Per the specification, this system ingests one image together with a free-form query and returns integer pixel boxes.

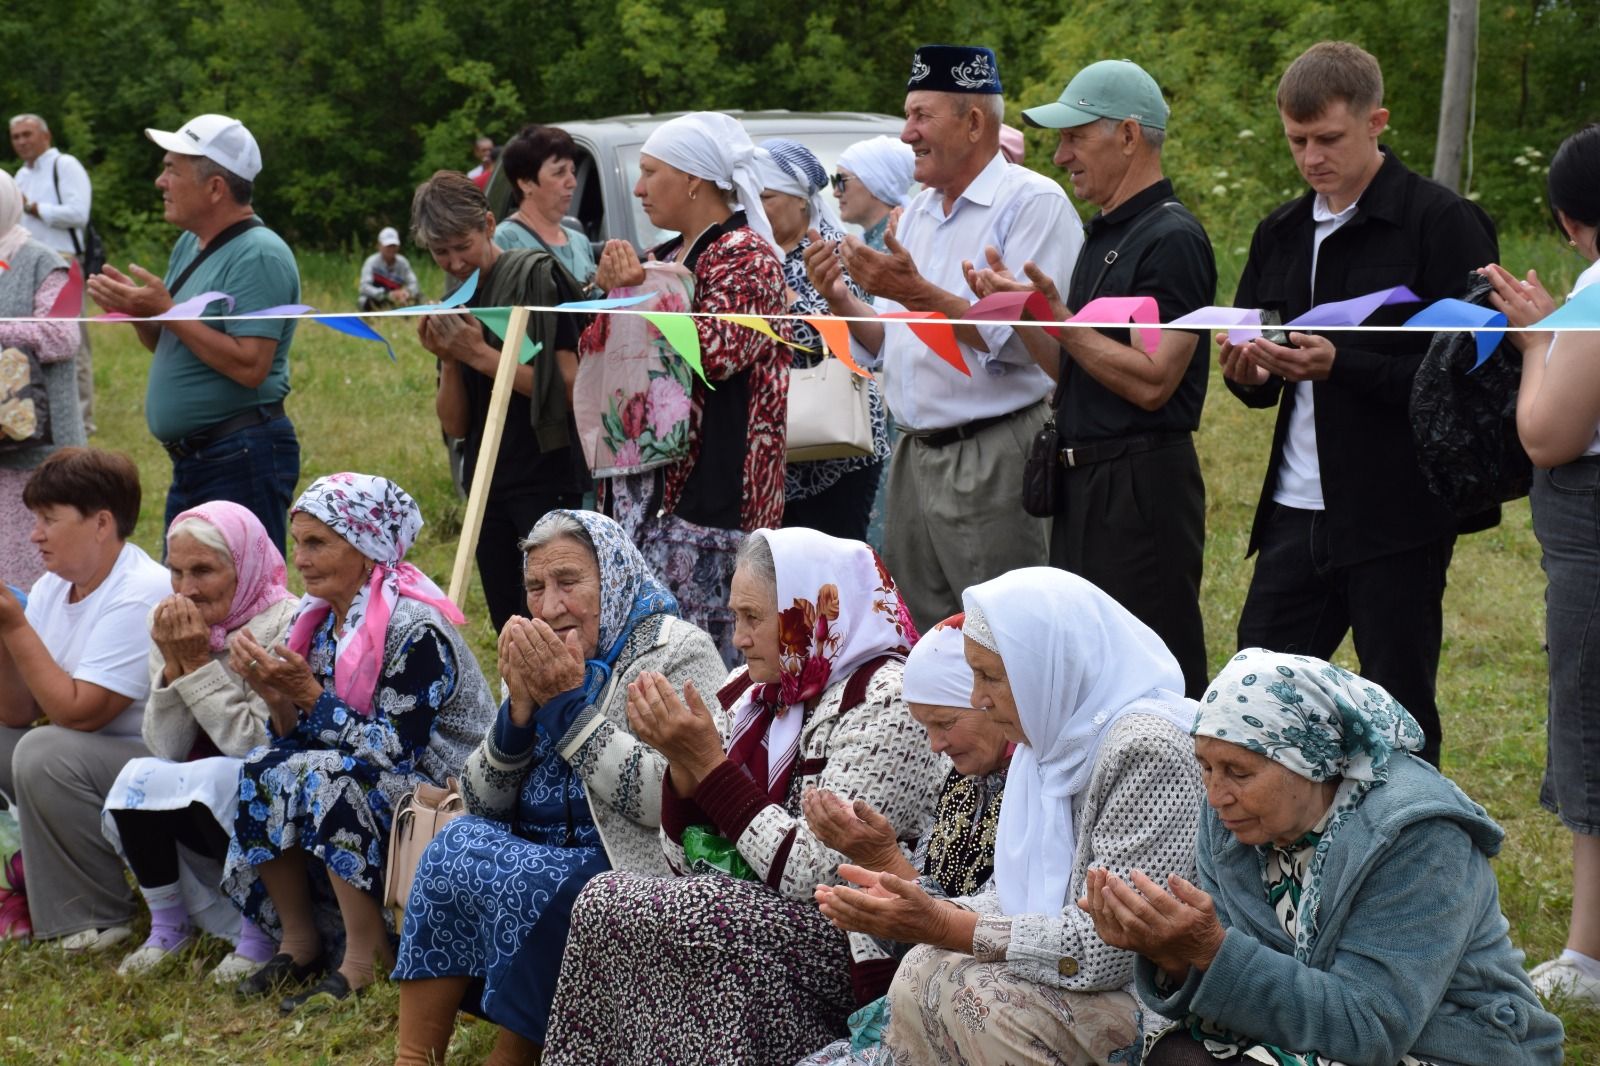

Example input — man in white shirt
[805,43,1084,628]
[11,112,96,436]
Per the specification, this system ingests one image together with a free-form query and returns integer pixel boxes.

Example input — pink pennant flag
[966,290,1064,338]
[1069,296,1161,356]
[46,259,84,318]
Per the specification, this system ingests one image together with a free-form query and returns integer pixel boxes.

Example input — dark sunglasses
[830,173,853,193]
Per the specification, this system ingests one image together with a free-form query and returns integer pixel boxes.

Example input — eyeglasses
[830,173,853,193]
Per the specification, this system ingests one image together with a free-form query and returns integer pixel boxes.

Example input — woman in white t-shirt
[0,447,171,949]
[1480,122,1600,1010]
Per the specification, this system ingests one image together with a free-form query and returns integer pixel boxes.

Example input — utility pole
[1433,0,1479,192]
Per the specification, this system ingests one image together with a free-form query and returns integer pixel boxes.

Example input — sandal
[236,952,326,998]
[280,970,360,1014]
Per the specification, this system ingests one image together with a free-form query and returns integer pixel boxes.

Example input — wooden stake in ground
[447,304,530,611]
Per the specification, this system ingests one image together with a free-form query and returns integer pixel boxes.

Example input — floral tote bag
[573,263,696,478]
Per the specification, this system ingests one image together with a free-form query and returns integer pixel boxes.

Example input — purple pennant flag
[1286,285,1422,329]
[1403,299,1507,371]
[156,291,234,320]
[241,304,313,318]
[1170,305,1264,345]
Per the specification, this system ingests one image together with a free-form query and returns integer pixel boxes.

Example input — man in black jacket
[1217,41,1497,765]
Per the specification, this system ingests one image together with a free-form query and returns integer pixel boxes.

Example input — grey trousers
[0,724,148,938]
[883,401,1052,631]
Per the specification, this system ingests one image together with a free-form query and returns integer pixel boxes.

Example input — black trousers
[478,486,584,634]
[1050,437,1209,699]
[109,803,229,890]
[1237,503,1454,766]
[782,460,884,542]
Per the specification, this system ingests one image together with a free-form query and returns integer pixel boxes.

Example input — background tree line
[2,0,1595,256]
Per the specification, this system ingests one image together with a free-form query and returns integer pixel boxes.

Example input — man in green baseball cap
[1020,58,1170,131]
[965,57,1217,699]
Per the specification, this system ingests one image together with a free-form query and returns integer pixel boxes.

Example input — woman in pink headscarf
[102,501,299,983]
[219,473,494,1012]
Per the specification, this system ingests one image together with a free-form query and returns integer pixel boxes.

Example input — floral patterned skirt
[222,741,416,936]
[543,871,855,1066]
[884,944,1139,1066]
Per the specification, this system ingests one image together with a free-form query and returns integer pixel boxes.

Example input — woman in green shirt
[492,124,597,286]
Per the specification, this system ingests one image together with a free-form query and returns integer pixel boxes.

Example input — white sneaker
[116,938,192,977]
[208,951,266,985]
[56,925,134,953]
[1530,956,1600,1008]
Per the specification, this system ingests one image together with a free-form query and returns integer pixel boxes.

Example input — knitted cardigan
[462,613,730,876]
[141,598,298,760]
[954,712,1204,992]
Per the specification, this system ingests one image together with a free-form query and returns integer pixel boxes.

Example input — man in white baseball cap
[86,113,302,554]
[358,225,420,310]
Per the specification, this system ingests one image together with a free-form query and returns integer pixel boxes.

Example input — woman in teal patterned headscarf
[1081,649,1563,1066]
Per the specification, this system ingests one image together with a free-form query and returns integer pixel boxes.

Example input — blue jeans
[164,416,300,555]
[1532,460,1600,834]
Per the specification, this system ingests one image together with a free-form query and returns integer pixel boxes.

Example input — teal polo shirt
[145,222,300,442]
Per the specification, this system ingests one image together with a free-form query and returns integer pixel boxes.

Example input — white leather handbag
[785,355,874,462]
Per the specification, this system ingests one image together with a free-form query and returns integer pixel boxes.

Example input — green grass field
[1,241,1594,1063]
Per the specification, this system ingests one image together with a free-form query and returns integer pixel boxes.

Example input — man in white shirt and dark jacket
[1216,41,1498,766]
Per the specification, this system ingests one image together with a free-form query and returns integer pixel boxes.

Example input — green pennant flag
[640,311,708,385]
[468,308,543,364]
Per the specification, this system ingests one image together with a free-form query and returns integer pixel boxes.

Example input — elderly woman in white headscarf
[817,567,1204,1066]
[832,136,915,252]
[0,169,85,588]
[582,111,788,667]
[753,138,891,543]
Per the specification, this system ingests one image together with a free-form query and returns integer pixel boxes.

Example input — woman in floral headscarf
[221,473,494,1012]
[1085,649,1564,1066]
[392,510,729,1065]
[541,528,943,1066]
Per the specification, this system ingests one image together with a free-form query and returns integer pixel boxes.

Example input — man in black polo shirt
[968,59,1216,696]
[1216,42,1497,765]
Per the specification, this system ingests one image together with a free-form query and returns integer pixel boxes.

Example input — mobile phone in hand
[1260,310,1293,348]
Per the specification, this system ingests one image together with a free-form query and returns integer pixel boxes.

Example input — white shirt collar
[915,149,1009,218]
[1311,192,1360,225]
[23,146,60,171]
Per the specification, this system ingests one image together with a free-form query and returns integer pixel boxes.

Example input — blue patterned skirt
[392,731,607,1043]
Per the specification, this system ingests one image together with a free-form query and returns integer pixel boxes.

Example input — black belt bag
[162,402,286,460]
[1022,416,1061,518]
[1024,429,1190,518]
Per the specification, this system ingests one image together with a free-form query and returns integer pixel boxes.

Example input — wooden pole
[1432,0,1479,192]
[447,305,530,611]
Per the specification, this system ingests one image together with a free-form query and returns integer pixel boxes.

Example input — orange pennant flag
[880,310,969,376]
[801,316,869,376]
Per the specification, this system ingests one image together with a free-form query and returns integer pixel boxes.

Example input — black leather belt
[162,402,286,460]
[908,411,1016,449]
[1058,430,1190,468]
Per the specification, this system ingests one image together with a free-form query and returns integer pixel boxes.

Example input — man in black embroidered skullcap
[804,44,1085,630]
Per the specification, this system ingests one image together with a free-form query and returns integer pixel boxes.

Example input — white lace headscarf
[837,136,916,209]
[964,568,1195,916]
[640,112,779,255]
